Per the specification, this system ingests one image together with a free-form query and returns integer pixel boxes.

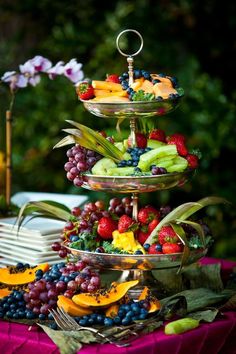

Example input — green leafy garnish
[70,233,100,251]
[102,241,129,254]
[132,90,155,102]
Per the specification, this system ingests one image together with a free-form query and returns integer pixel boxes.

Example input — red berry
[148,244,163,254]
[105,74,120,83]
[167,134,188,156]
[71,207,81,217]
[97,216,117,239]
[148,219,160,233]
[128,132,147,148]
[118,215,135,233]
[149,129,166,143]
[138,206,160,225]
[137,229,150,245]
[162,242,182,254]
[76,82,94,100]
[186,154,199,169]
[158,226,179,245]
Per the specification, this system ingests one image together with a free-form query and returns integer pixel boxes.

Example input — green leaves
[145,196,229,245]
[16,200,71,230]
[54,120,124,162]
[38,325,97,354]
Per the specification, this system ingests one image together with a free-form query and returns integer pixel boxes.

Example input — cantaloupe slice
[139,79,154,94]
[130,78,145,91]
[151,74,173,88]
[92,81,123,91]
[153,83,177,99]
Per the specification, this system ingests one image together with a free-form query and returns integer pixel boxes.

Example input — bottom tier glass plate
[81,170,194,193]
[66,246,207,271]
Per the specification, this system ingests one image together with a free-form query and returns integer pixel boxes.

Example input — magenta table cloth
[0,257,236,354]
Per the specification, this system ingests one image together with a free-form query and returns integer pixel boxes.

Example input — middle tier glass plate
[81,170,193,193]
[81,95,183,119]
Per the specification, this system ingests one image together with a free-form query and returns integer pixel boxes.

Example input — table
[0,257,236,354]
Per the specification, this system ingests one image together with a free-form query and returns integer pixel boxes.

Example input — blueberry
[104,317,114,326]
[155,244,162,252]
[127,148,132,153]
[16,262,24,269]
[121,81,129,89]
[143,243,150,250]
[79,318,88,326]
[158,73,166,77]
[134,167,141,173]
[127,87,134,94]
[96,314,104,323]
[131,304,141,314]
[122,72,129,79]
[156,96,163,101]
[6,311,13,318]
[26,311,36,319]
[10,303,17,310]
[39,313,46,320]
[169,76,179,88]
[3,303,10,310]
[118,309,126,318]
[88,317,94,325]
[126,310,134,318]
[152,79,161,84]
[134,250,143,255]
[70,235,79,242]
[134,69,142,78]
[145,147,151,152]
[168,93,175,99]
[63,276,70,283]
[140,308,148,315]
[127,160,133,166]
[36,269,44,277]
[121,317,131,325]
[49,322,58,330]
[12,313,19,319]
[141,70,151,80]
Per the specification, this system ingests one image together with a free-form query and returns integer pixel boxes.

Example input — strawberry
[138,206,160,225]
[148,244,163,254]
[167,134,188,156]
[128,132,147,148]
[158,225,179,245]
[97,217,117,240]
[148,219,160,233]
[106,74,120,84]
[76,82,94,100]
[149,129,166,143]
[162,242,182,254]
[186,154,199,169]
[137,226,150,245]
[118,215,135,233]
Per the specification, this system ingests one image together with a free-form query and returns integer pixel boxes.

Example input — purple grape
[56,281,67,292]
[109,197,121,208]
[73,177,83,187]
[77,161,87,171]
[39,291,49,302]
[64,161,74,172]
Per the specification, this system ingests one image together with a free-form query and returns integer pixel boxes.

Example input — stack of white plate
[0,192,88,267]
[0,217,66,266]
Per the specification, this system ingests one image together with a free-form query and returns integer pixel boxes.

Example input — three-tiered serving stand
[67,30,207,297]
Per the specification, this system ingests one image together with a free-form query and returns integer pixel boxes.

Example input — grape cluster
[24,261,101,316]
[117,147,151,167]
[64,144,102,187]
[74,299,149,327]
[108,197,133,216]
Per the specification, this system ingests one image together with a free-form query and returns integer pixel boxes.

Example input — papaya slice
[138,286,161,313]
[0,263,49,286]
[72,280,139,308]
[57,295,93,317]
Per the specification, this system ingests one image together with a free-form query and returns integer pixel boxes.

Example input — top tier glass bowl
[81,95,184,119]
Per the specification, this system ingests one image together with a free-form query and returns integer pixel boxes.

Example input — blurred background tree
[0,0,235,259]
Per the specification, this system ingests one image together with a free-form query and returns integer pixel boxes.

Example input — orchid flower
[1,71,28,91]
[47,61,65,79]
[30,55,52,72]
[63,58,84,84]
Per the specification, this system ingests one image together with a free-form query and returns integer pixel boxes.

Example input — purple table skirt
[0,257,236,354]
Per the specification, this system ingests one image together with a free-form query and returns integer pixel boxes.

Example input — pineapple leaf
[65,120,124,161]
[16,201,71,231]
[145,196,229,246]
[177,219,206,247]
[53,135,76,149]
[170,222,190,272]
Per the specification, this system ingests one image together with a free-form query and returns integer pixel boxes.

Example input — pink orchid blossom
[47,61,65,79]
[1,71,28,91]
[28,75,41,86]
[64,59,84,83]
[30,55,52,72]
[19,60,35,76]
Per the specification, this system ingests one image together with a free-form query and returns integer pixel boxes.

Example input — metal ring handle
[116,29,143,57]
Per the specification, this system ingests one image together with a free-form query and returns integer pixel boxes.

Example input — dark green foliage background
[0,0,235,259]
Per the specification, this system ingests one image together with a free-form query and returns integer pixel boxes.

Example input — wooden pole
[6,109,12,206]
